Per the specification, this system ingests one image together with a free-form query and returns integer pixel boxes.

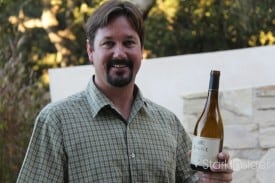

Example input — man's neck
[94,79,135,120]
[108,87,134,120]
[109,86,134,120]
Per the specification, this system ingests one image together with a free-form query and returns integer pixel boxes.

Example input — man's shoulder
[39,91,87,118]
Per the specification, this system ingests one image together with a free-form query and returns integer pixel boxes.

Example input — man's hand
[197,151,233,183]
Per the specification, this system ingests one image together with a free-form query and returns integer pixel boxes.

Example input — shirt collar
[85,76,147,118]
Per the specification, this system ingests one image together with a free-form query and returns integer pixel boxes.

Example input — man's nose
[113,44,127,59]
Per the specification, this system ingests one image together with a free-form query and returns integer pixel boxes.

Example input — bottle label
[191,136,220,168]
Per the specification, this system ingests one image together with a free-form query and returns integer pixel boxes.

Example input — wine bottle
[190,70,224,172]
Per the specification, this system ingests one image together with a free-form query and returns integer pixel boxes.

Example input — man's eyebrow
[124,35,139,40]
[125,35,135,39]
[101,36,113,40]
[101,35,137,40]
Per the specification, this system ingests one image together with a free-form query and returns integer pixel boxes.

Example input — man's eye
[103,41,114,48]
[124,40,135,47]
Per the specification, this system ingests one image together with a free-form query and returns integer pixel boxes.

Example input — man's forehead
[94,17,138,39]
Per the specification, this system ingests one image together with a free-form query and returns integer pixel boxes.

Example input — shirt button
[129,153,135,158]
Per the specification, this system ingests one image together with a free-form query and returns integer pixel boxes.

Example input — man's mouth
[112,64,128,68]
[107,59,133,70]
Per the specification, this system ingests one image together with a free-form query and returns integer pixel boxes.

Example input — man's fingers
[217,151,230,162]
[198,171,233,183]
[211,151,233,173]
[210,161,233,173]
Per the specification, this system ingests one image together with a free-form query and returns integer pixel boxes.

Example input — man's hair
[84,0,144,48]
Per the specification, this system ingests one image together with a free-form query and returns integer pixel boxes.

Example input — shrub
[0,39,49,182]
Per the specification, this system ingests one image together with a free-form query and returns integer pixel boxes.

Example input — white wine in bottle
[190,70,224,172]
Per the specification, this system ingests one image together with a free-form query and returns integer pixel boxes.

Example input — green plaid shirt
[17,77,197,183]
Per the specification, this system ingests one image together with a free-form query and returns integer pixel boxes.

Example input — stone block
[224,124,259,149]
[259,124,275,148]
[254,96,275,109]
[232,169,258,183]
[256,148,275,183]
[227,149,266,160]
[220,89,253,125]
[255,86,275,97]
[253,86,275,125]
[253,109,275,124]
[221,109,252,125]
[221,88,253,117]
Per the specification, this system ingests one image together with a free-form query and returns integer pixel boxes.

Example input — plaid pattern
[17,77,197,183]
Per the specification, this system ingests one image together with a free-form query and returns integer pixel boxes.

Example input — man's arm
[17,108,67,183]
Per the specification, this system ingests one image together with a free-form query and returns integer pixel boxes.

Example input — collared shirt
[17,78,197,183]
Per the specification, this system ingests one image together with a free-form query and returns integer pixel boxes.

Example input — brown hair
[84,0,144,48]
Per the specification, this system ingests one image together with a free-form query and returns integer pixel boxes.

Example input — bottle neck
[205,89,219,109]
[205,70,220,111]
[208,89,219,100]
[208,70,220,102]
[209,75,219,90]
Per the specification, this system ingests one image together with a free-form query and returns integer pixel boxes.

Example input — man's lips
[107,59,133,70]
[112,64,128,68]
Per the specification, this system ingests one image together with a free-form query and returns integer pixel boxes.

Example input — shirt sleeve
[174,116,199,183]
[16,106,67,183]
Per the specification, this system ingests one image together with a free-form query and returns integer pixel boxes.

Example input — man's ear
[86,40,93,64]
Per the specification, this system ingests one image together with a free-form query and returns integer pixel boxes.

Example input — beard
[106,59,134,87]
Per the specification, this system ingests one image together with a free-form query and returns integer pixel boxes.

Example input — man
[17,0,233,182]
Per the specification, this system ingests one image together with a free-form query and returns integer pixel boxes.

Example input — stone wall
[182,85,275,183]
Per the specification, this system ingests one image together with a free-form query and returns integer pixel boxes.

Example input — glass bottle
[190,70,224,172]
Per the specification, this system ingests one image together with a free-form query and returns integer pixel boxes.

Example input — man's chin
[107,75,132,87]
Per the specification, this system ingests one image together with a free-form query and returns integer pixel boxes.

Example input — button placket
[127,125,136,159]
[126,123,137,182]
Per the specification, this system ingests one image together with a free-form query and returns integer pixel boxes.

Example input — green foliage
[0,0,103,85]
[144,0,275,57]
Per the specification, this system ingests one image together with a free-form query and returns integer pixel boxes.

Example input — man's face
[87,16,143,89]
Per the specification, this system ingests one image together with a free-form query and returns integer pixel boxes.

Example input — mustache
[107,59,133,69]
